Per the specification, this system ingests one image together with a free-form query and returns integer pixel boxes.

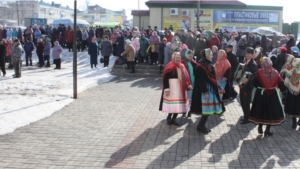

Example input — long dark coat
[0,44,6,68]
[116,36,125,57]
[88,42,99,65]
[190,59,221,114]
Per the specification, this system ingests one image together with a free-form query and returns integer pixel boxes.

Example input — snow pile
[0,49,117,135]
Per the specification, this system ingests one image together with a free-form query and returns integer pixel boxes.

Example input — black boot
[166,114,172,125]
[292,118,297,129]
[197,115,210,134]
[159,65,163,75]
[298,118,300,126]
[258,124,263,134]
[264,125,273,137]
[171,114,180,126]
[187,111,191,117]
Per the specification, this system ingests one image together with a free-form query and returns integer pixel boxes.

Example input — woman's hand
[222,77,227,82]
[165,91,170,97]
[204,93,209,100]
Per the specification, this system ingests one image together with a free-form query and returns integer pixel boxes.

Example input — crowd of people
[156,26,300,137]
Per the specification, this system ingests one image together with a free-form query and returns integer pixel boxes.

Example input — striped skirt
[201,84,223,115]
[162,79,189,113]
[218,78,227,100]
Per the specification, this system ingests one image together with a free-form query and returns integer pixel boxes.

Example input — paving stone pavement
[1,77,300,169]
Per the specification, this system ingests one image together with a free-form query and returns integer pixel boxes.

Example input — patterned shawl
[215,50,231,80]
[284,58,300,95]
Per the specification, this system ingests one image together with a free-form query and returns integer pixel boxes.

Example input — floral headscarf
[284,58,300,95]
[280,54,295,77]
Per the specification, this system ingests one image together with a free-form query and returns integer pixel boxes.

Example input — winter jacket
[148,35,160,53]
[36,42,44,56]
[6,43,12,56]
[17,29,22,41]
[122,44,135,62]
[116,36,125,57]
[194,39,207,56]
[139,38,149,57]
[34,29,41,40]
[67,29,74,42]
[96,28,104,38]
[82,30,88,41]
[11,45,24,62]
[274,52,287,72]
[44,42,51,55]
[131,38,140,52]
[6,29,12,40]
[52,45,63,59]
[76,30,82,41]
[104,30,112,39]
[12,30,18,38]
[247,37,256,48]
[101,41,112,56]
[2,29,7,39]
[185,35,196,50]
[45,27,52,39]
[165,34,174,43]
[237,38,247,56]
[164,46,172,65]
[286,38,296,54]
[0,44,6,60]
[88,29,95,43]
[208,37,220,50]
[23,41,34,54]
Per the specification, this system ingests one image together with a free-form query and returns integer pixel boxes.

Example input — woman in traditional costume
[181,50,198,117]
[215,49,231,102]
[284,58,300,128]
[249,58,285,136]
[280,54,295,78]
[191,49,224,134]
[159,52,192,126]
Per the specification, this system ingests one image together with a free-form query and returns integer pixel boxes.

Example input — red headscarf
[163,52,191,103]
[215,50,231,80]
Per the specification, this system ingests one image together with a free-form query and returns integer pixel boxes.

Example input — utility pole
[138,0,140,10]
[73,0,78,99]
[196,0,200,28]
[16,1,20,26]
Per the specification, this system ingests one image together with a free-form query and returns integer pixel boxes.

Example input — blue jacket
[44,42,51,55]
[23,41,34,54]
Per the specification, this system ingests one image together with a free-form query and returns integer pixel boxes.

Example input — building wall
[38,5,73,24]
[147,7,283,32]
[133,16,150,29]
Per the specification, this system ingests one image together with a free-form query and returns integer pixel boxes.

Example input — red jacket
[67,29,74,42]
[208,37,220,50]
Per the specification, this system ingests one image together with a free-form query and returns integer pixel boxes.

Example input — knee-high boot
[166,114,172,125]
[258,124,263,134]
[197,115,210,133]
[171,114,180,126]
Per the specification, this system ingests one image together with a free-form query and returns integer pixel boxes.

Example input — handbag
[151,44,155,53]
[234,63,244,83]
[100,57,104,63]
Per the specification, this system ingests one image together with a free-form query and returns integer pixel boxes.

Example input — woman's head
[104,35,109,41]
[54,41,59,46]
[186,50,193,60]
[172,52,181,64]
[218,49,226,58]
[152,31,157,36]
[261,57,273,73]
[201,48,213,61]
[92,37,97,43]
[212,45,218,53]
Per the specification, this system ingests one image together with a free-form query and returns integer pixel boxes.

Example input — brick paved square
[0,77,300,168]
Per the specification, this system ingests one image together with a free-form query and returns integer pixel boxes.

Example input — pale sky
[43,0,295,23]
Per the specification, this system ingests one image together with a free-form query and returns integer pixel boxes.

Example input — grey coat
[52,45,63,59]
[101,41,113,56]
[237,38,247,56]
[164,46,172,65]
[11,45,24,62]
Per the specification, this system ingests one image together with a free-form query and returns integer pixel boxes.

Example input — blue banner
[213,10,279,24]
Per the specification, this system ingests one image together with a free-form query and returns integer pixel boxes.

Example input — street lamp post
[197,0,200,28]
[73,0,78,99]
